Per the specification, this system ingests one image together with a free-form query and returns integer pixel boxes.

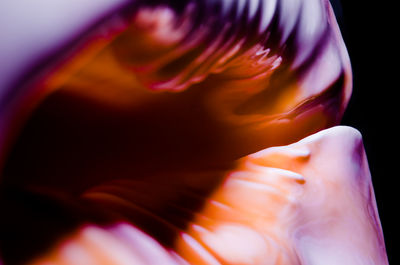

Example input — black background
[332,1,396,263]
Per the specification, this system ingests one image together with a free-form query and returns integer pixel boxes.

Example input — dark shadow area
[0,187,96,265]
[0,88,233,263]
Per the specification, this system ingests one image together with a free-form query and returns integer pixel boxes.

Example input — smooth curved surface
[25,127,388,265]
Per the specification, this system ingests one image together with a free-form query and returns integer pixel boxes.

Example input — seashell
[0,0,388,264]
